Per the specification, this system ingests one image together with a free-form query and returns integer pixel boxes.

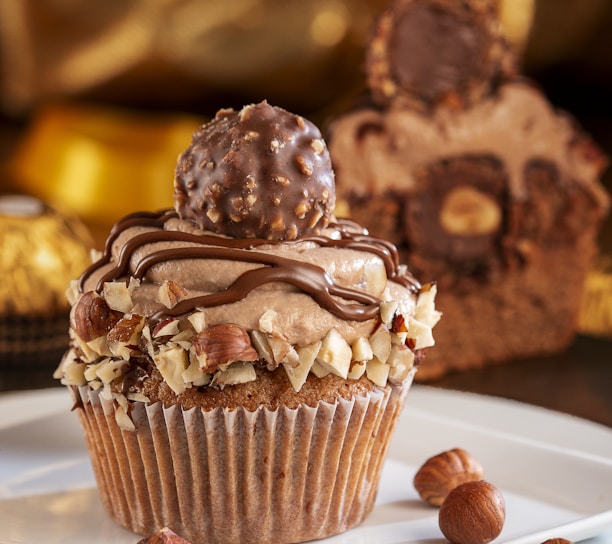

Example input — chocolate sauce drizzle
[78,210,420,324]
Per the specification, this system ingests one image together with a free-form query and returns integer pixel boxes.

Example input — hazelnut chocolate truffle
[174,101,335,240]
[55,102,439,543]
[366,0,516,111]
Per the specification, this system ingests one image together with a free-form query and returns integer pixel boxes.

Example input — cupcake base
[73,377,412,543]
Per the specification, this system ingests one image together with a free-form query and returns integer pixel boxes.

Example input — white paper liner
[73,378,412,544]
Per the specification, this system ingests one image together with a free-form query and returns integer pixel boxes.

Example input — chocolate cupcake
[0,194,92,389]
[328,0,609,379]
[55,102,440,543]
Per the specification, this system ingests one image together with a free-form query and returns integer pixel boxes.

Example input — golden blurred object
[0,194,93,315]
[578,256,612,338]
[0,0,384,116]
[0,0,533,117]
[9,103,202,229]
[523,0,611,70]
[498,0,535,54]
[0,194,94,388]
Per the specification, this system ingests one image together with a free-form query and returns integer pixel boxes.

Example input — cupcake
[328,0,609,379]
[55,102,440,543]
[0,194,93,389]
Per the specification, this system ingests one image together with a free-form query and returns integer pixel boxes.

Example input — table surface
[429,333,612,429]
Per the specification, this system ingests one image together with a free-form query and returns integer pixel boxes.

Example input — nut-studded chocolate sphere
[366,0,516,111]
[174,101,336,240]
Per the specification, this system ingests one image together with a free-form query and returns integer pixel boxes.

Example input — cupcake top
[56,102,439,427]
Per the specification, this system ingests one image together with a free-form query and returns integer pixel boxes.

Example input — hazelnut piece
[541,540,574,544]
[440,186,501,236]
[439,480,505,544]
[193,323,259,371]
[73,291,122,342]
[137,527,190,543]
[413,448,484,506]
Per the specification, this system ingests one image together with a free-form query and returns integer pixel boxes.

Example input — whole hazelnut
[439,186,502,236]
[413,448,484,506]
[438,480,505,544]
[73,291,122,342]
[541,540,574,544]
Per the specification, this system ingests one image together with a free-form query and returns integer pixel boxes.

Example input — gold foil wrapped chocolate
[0,194,93,315]
[579,256,612,338]
[0,194,93,387]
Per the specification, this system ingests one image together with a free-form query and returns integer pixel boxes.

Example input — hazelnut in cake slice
[55,101,439,543]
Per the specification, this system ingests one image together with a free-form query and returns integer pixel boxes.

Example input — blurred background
[0,0,611,235]
[0,0,611,422]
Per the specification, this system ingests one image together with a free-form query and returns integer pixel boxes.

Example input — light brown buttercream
[329,81,607,206]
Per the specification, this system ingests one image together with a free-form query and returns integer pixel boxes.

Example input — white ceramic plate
[1,385,611,544]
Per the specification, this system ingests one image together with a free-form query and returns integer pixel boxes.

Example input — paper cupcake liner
[74,378,411,544]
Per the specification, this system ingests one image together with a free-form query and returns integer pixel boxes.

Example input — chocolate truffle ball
[174,101,335,240]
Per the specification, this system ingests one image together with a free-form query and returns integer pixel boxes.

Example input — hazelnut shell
[438,480,505,544]
[413,447,484,506]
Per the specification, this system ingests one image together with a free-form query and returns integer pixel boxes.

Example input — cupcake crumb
[137,527,191,543]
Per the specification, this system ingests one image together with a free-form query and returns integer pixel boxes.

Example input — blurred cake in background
[328,0,609,380]
[0,194,93,389]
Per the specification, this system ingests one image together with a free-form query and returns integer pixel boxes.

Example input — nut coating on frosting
[174,101,336,240]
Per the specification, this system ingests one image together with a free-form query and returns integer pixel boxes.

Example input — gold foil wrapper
[10,103,202,229]
[0,194,93,315]
[578,255,612,338]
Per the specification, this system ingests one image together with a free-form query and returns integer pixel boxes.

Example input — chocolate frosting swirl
[79,210,419,325]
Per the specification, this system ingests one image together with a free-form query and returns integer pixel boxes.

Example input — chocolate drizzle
[79,210,420,324]
[78,210,175,293]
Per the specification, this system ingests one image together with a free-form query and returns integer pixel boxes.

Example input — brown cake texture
[328,0,609,380]
[55,101,440,543]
